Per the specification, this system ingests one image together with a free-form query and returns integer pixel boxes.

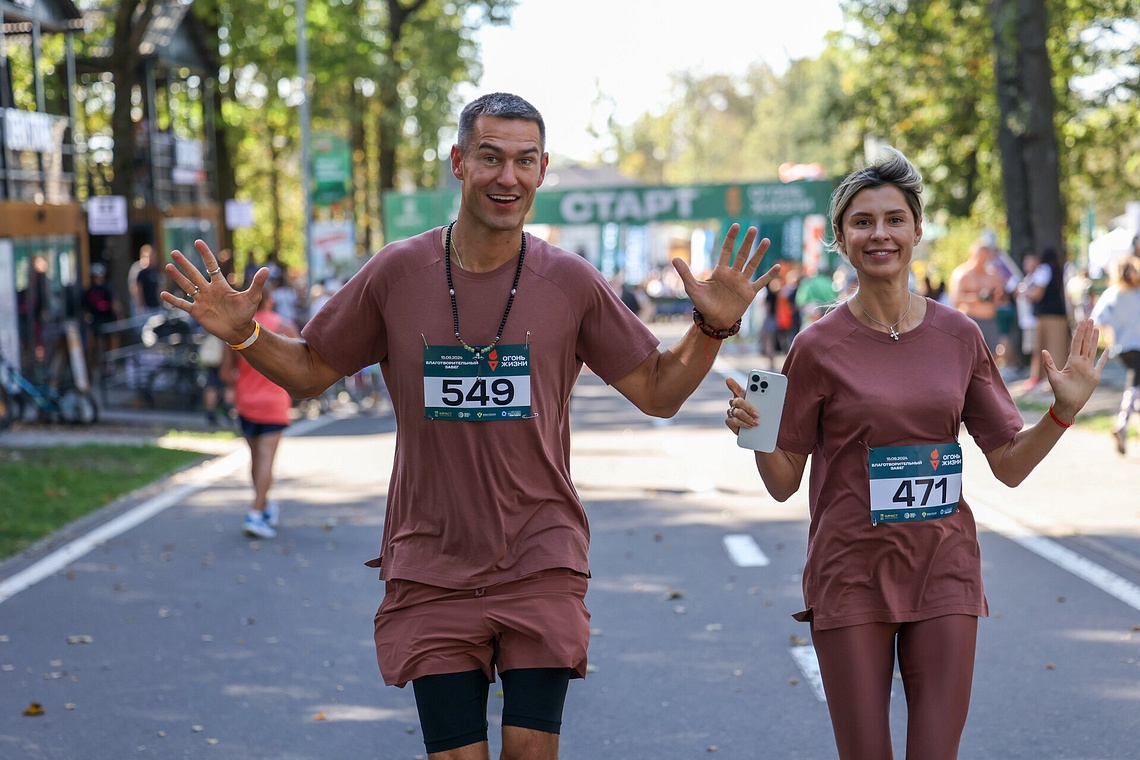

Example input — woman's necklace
[445,221,525,360]
[853,290,913,341]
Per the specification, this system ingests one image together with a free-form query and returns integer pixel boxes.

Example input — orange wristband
[227,322,261,351]
[1048,404,1073,428]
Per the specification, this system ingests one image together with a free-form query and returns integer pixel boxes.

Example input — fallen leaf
[191,725,204,733]
[1046,663,1056,670]
[312,712,327,721]
[789,678,799,686]
[67,635,94,645]
[790,635,809,647]
[663,589,683,600]
[22,702,44,716]
[206,738,219,745]
[706,746,719,752]
[65,703,76,710]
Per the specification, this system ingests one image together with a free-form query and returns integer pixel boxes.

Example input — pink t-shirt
[234,310,294,426]
[777,298,1024,630]
[301,228,659,589]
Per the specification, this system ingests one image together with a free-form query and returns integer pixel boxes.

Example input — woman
[725,149,1106,760]
[1089,255,1140,454]
[221,288,300,538]
[1021,245,1071,391]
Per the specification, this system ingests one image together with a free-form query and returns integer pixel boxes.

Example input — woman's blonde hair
[827,147,924,255]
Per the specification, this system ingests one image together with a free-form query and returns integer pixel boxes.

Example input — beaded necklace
[445,221,526,360]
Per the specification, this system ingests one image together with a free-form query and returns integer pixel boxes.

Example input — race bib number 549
[868,443,962,525]
[423,344,532,420]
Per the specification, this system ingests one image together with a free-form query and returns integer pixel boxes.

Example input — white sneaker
[243,513,277,539]
[263,500,280,528]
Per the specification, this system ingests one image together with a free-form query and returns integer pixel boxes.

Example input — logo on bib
[930,448,940,470]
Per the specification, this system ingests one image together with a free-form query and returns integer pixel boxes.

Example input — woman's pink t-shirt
[778,299,1024,630]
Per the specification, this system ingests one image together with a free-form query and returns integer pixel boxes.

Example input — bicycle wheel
[59,388,99,425]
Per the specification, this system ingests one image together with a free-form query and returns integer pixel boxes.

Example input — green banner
[311,133,352,207]
[382,180,834,243]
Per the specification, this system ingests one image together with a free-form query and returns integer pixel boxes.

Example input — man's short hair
[457,92,546,153]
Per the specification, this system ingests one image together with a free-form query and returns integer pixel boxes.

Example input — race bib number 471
[423,344,532,420]
[868,443,962,525]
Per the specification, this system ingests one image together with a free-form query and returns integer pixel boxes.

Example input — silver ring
[193,286,201,294]
[206,267,221,277]
[185,291,195,299]
[727,407,734,418]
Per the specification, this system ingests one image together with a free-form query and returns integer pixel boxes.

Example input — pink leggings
[811,615,978,760]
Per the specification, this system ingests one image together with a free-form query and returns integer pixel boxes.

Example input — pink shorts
[374,569,591,688]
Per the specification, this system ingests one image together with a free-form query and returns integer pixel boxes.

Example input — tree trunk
[104,0,156,299]
[990,0,1065,264]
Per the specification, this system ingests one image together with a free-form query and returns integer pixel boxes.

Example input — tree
[610,56,856,186]
[191,0,516,267]
[838,0,1139,271]
[991,0,1065,260]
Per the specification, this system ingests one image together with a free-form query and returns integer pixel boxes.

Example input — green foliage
[201,0,516,266]
[613,56,862,186]
[607,0,1137,264]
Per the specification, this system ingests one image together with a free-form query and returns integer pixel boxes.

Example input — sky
[462,0,846,162]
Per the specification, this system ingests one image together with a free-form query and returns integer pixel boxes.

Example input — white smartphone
[736,369,788,453]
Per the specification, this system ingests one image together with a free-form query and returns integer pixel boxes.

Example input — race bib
[423,344,532,420]
[868,443,963,525]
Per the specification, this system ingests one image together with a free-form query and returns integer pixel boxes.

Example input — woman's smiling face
[835,184,923,282]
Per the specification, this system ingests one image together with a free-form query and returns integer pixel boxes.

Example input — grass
[0,442,208,561]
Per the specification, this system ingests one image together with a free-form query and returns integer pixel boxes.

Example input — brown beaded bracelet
[692,308,742,340]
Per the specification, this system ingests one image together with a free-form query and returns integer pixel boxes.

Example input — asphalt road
[1,329,1139,759]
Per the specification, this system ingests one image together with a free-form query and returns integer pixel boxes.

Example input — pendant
[889,327,899,341]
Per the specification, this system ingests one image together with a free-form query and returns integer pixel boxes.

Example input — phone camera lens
[760,381,769,390]
[749,384,758,392]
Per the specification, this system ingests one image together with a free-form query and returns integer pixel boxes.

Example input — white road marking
[0,450,246,605]
[723,533,770,567]
[972,500,1140,613]
[789,646,827,702]
[0,416,333,606]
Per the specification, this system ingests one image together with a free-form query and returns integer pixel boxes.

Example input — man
[127,244,163,319]
[160,92,778,760]
[949,238,1006,354]
[81,262,120,372]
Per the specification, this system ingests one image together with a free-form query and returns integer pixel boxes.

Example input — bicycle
[0,341,100,430]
